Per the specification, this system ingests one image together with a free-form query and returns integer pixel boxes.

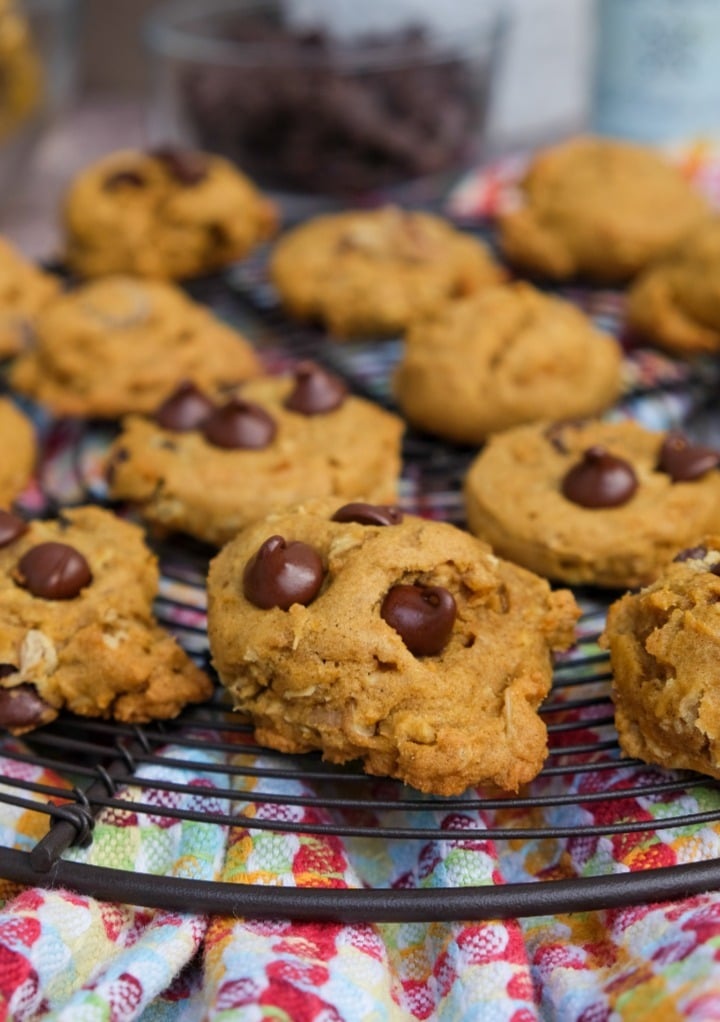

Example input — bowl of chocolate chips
[145,0,505,208]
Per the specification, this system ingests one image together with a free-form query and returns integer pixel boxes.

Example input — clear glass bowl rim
[144,0,508,70]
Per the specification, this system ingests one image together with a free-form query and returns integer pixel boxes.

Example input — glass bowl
[0,0,79,200]
[145,0,506,209]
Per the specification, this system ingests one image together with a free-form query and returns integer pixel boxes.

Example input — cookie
[464,420,720,589]
[0,236,61,360]
[0,505,212,734]
[107,363,404,546]
[498,136,709,282]
[9,275,261,418]
[207,498,579,795]
[393,282,623,443]
[627,217,720,356]
[0,0,41,142]
[601,538,720,778]
[0,397,35,505]
[62,147,278,280]
[270,206,504,338]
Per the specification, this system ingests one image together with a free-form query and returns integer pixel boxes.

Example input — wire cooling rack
[2,252,720,922]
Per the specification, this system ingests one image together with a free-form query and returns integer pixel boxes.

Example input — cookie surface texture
[499,136,709,282]
[0,397,35,504]
[394,282,623,443]
[628,217,720,355]
[207,498,579,796]
[270,206,504,337]
[464,420,720,589]
[108,370,404,546]
[10,275,261,417]
[0,506,212,733]
[0,236,60,360]
[601,538,720,778]
[63,147,277,279]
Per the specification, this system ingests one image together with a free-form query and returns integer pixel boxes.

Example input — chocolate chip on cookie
[202,398,277,450]
[562,446,638,508]
[103,168,146,191]
[332,502,403,526]
[16,542,92,600]
[0,684,55,731]
[0,510,27,548]
[243,535,324,610]
[151,146,210,186]
[657,432,720,482]
[155,381,215,432]
[381,583,456,656]
[284,362,348,415]
[673,545,708,562]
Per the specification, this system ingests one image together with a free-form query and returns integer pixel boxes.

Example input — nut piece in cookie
[499,136,709,282]
[9,276,261,418]
[464,419,720,589]
[270,206,504,338]
[0,397,35,505]
[394,282,623,443]
[62,147,278,280]
[0,236,60,360]
[0,506,212,734]
[627,217,720,356]
[601,538,720,778]
[107,364,403,546]
[207,498,579,796]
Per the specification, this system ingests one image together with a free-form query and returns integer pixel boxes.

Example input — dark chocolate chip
[284,361,348,415]
[332,502,403,526]
[0,684,53,731]
[103,169,146,191]
[0,510,27,548]
[150,146,209,185]
[16,542,92,600]
[0,664,17,678]
[202,398,276,450]
[657,432,720,483]
[155,381,215,432]
[673,545,708,563]
[561,446,638,509]
[243,535,324,610]
[711,564,720,577]
[381,583,456,656]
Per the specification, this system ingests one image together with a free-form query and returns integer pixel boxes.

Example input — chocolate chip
[0,510,27,548]
[561,446,638,509]
[0,664,16,678]
[332,502,403,526]
[155,381,215,432]
[243,535,324,610]
[0,684,54,731]
[16,542,92,600]
[284,362,348,415]
[673,545,708,563]
[657,432,720,483]
[103,169,146,191]
[202,398,276,450]
[381,583,456,656]
[711,564,720,577]
[151,146,209,185]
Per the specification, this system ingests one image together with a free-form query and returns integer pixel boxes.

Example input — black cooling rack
[2,255,720,922]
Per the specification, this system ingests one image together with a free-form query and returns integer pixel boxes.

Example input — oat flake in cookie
[207,498,579,796]
[107,365,403,546]
[464,419,720,589]
[0,506,212,734]
[62,147,278,280]
[601,538,720,778]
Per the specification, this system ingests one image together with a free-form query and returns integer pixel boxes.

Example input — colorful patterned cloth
[1,142,720,1021]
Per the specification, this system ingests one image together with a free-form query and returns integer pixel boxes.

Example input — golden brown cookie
[464,419,720,589]
[601,538,720,778]
[499,136,709,282]
[0,236,60,360]
[0,397,35,504]
[62,147,278,280]
[9,275,261,418]
[0,0,41,142]
[627,217,720,355]
[107,364,404,546]
[0,505,212,734]
[270,206,504,338]
[207,498,579,795]
[393,282,623,443]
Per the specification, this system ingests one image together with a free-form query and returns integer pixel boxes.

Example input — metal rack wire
[1,258,720,921]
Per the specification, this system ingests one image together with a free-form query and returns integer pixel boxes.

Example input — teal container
[593,0,720,142]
